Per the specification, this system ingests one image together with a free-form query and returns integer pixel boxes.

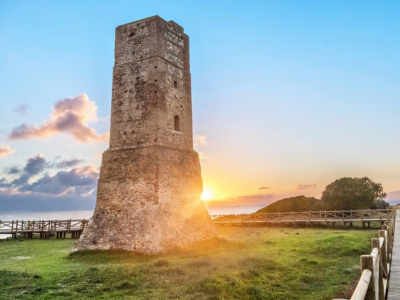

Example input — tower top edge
[116,15,185,32]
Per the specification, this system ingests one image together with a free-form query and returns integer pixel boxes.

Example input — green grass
[0,226,376,300]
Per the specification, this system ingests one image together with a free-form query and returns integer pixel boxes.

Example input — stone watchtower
[75,16,215,253]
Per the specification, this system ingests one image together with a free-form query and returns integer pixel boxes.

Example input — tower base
[75,146,216,253]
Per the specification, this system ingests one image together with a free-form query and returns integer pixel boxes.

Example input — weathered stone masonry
[75,16,216,253]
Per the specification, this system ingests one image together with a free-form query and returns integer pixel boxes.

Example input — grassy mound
[256,195,320,213]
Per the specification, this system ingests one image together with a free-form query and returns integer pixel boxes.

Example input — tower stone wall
[75,16,215,253]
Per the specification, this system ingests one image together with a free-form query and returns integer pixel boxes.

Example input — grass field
[0,226,376,300]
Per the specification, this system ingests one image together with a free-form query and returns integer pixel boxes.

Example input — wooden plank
[387,209,400,300]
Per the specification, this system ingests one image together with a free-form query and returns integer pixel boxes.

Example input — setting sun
[201,188,213,201]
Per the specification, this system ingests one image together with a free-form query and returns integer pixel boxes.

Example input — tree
[321,177,388,210]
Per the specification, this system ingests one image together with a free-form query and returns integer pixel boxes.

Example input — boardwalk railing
[0,219,88,239]
[212,209,392,228]
[333,207,396,300]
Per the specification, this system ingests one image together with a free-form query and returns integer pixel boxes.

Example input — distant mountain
[386,191,400,205]
[255,195,320,213]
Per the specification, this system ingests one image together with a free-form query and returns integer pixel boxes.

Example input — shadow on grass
[68,237,237,263]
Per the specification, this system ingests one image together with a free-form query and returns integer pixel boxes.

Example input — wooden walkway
[1,209,392,240]
[387,209,400,300]
[0,219,88,239]
[212,209,392,228]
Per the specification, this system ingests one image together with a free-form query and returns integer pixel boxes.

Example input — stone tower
[75,16,215,253]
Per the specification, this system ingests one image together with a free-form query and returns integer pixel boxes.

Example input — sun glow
[201,188,213,201]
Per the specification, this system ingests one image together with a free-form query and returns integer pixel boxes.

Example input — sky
[0,0,400,211]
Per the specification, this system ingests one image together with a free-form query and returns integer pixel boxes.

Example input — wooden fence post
[378,230,388,277]
[361,211,365,229]
[383,225,390,255]
[360,255,375,300]
[371,238,385,300]
[325,211,328,227]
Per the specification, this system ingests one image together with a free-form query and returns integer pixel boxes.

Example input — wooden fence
[212,209,392,228]
[333,207,397,300]
[0,219,88,239]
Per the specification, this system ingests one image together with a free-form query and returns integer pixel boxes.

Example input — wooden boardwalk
[1,209,392,240]
[387,209,400,300]
[212,209,392,228]
[0,219,88,239]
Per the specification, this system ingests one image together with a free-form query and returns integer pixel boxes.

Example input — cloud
[0,190,95,212]
[0,153,98,211]
[13,104,29,115]
[10,173,32,187]
[0,154,94,195]
[207,193,276,206]
[2,156,84,179]
[194,135,207,146]
[9,94,109,142]
[49,157,85,169]
[206,190,321,208]
[258,186,270,190]
[20,166,99,195]
[198,152,208,160]
[296,184,317,190]
[24,154,46,175]
[4,166,21,175]
[0,154,47,188]
[0,145,13,159]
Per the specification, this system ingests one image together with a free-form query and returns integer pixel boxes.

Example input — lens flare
[201,188,213,201]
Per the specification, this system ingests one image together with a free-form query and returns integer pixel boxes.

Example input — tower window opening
[174,81,178,88]
[174,115,180,132]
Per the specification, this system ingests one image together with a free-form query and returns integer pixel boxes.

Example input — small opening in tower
[174,115,180,132]
[174,81,178,88]
[154,66,157,68]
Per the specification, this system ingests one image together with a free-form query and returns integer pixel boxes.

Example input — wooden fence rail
[333,207,397,300]
[0,219,88,239]
[212,208,392,228]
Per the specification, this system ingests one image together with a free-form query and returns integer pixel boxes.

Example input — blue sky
[1,0,400,210]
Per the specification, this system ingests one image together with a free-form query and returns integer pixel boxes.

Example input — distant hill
[256,195,320,213]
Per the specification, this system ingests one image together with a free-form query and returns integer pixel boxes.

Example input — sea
[0,205,264,239]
